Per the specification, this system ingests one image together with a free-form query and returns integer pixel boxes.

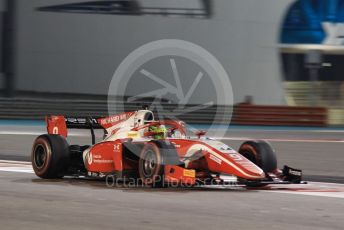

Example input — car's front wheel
[138,142,165,187]
[238,140,277,173]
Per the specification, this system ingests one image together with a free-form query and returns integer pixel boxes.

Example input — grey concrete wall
[15,0,294,105]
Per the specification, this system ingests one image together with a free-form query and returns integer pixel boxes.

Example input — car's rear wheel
[238,140,277,173]
[139,142,165,187]
[31,134,70,179]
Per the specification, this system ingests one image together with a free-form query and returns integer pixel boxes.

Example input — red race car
[31,109,303,187]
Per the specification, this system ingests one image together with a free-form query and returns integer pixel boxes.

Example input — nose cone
[186,142,266,180]
[210,151,266,180]
[241,165,266,180]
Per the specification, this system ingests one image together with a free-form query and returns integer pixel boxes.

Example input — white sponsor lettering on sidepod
[86,152,113,164]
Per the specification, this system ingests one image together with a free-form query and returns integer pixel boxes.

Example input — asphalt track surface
[0,123,344,230]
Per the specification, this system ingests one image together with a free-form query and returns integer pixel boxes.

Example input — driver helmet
[149,125,167,139]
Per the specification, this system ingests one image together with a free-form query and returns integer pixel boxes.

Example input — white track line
[262,190,344,198]
[0,167,34,174]
[262,182,344,199]
[0,131,92,137]
[0,160,31,165]
[0,131,43,135]
[0,160,33,173]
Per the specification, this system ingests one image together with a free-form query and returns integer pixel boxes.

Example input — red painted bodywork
[82,137,264,181]
[45,112,267,183]
[169,139,265,180]
[46,116,68,138]
[85,141,122,173]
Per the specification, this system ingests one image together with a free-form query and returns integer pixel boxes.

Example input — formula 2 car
[31,110,303,187]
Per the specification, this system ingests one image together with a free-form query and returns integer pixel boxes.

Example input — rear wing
[46,116,106,144]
